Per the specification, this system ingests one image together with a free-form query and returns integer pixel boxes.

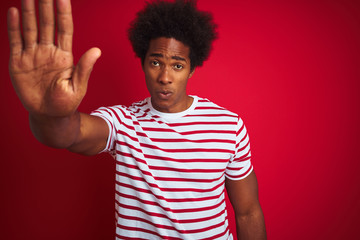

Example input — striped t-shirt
[91,96,253,240]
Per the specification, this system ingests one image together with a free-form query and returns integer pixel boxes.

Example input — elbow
[235,205,267,240]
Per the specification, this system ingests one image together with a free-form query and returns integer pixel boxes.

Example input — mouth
[157,90,173,99]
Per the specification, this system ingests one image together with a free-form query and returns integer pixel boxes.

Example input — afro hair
[128,0,218,71]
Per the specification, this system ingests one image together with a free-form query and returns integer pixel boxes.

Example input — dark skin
[226,173,267,240]
[7,0,266,239]
[7,0,108,155]
[143,37,195,113]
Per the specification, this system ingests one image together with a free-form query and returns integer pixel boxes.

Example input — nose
[158,67,172,84]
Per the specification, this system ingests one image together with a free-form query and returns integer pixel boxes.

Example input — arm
[29,112,109,155]
[7,0,106,155]
[225,171,267,240]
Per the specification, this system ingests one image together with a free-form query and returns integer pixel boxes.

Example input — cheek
[144,71,154,85]
[145,78,160,95]
[145,78,154,92]
[179,76,189,89]
[174,81,188,94]
[145,69,158,82]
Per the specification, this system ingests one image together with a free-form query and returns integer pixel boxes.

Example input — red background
[1,0,360,239]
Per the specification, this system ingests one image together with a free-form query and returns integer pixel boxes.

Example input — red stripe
[236,132,249,149]
[141,127,235,135]
[167,121,236,127]
[137,110,149,118]
[137,118,164,124]
[119,153,226,173]
[119,120,137,131]
[115,180,225,203]
[116,161,225,183]
[195,106,225,111]
[115,189,226,214]
[137,118,237,127]
[226,166,244,171]
[240,130,248,142]
[187,113,237,118]
[113,106,133,121]
[117,151,228,167]
[139,142,234,154]
[115,224,183,240]
[116,141,143,153]
[145,164,226,174]
[234,156,251,162]
[116,169,225,192]
[116,139,234,155]
[116,129,139,142]
[116,211,228,235]
[148,137,235,144]
[133,101,148,107]
[115,234,148,240]
[117,129,235,144]
[180,129,236,135]
[238,139,250,152]
[234,148,251,162]
[115,190,227,224]
[107,107,123,125]
[226,164,253,179]
[237,121,245,136]
[198,224,230,240]
[117,151,146,163]
[143,153,229,163]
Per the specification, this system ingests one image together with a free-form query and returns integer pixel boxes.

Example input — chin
[156,104,173,113]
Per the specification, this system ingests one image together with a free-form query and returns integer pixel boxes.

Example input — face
[142,37,195,113]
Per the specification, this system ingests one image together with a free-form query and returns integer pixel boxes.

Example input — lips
[157,90,173,100]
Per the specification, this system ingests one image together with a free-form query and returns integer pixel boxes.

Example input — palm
[7,0,100,117]
[10,45,77,116]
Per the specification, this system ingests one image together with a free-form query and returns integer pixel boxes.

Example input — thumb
[73,47,101,89]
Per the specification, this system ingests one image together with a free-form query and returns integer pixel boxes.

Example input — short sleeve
[225,117,253,180]
[90,107,116,153]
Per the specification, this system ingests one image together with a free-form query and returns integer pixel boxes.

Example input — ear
[189,68,196,78]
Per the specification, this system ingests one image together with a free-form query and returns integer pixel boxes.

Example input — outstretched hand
[7,0,101,117]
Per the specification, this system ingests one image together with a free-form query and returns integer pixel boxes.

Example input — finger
[39,0,55,45]
[7,7,23,56]
[22,0,38,49]
[56,0,73,51]
[73,48,101,90]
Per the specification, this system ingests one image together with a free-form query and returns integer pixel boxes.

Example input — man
[7,0,266,239]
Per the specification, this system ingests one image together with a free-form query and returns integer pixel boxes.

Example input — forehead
[147,37,190,59]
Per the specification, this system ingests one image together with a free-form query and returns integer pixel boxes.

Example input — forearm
[236,206,266,240]
[29,111,81,149]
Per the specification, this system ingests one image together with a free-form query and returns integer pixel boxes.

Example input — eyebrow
[149,53,187,62]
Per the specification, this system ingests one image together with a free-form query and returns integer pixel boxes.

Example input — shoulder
[91,98,150,121]
[128,98,149,111]
[194,96,239,119]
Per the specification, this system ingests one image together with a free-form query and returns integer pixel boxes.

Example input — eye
[151,60,160,67]
[174,64,183,70]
